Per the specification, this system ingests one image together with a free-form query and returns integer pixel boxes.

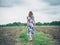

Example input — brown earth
[0,26,60,45]
[35,26,60,45]
[0,26,26,45]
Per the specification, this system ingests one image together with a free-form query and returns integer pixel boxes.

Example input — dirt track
[0,26,60,45]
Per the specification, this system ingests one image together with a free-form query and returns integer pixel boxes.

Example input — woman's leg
[29,35,32,41]
[29,32,33,40]
[29,29,34,41]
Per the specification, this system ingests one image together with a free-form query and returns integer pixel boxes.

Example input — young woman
[27,11,35,41]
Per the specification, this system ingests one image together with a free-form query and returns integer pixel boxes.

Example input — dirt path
[0,26,60,45]
[0,26,34,45]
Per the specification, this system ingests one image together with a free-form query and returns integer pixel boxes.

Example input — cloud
[0,0,60,24]
[0,6,28,24]
[42,6,60,15]
[32,0,60,15]
[43,0,60,6]
[32,6,60,15]
[0,0,26,7]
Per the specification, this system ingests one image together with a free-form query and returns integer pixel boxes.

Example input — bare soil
[0,26,60,45]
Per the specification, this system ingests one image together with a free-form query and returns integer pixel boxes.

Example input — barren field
[35,26,60,43]
[0,26,60,45]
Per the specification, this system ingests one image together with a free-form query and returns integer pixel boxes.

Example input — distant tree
[0,21,60,27]
[13,22,21,26]
[43,23,50,25]
[50,21,60,25]
[36,22,42,26]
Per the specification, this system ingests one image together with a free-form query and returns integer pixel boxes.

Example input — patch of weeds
[19,29,55,45]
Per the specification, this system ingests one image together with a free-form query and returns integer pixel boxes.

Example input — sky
[0,0,60,24]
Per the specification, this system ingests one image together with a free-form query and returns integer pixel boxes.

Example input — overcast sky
[0,0,60,24]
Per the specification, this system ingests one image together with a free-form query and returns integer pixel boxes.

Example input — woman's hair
[28,11,33,17]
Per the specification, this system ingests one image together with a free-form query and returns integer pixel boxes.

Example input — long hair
[28,11,33,17]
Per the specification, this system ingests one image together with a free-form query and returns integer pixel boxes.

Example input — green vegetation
[36,21,60,26]
[19,29,54,45]
[0,22,27,27]
[0,21,60,27]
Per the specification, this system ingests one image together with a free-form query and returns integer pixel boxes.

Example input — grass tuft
[19,29,55,45]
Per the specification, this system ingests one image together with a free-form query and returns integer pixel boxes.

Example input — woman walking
[27,11,35,41]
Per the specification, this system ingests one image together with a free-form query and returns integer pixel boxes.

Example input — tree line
[0,21,60,27]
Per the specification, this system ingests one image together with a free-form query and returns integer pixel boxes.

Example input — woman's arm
[34,19,36,26]
[27,20,29,26]
[34,19,36,30]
